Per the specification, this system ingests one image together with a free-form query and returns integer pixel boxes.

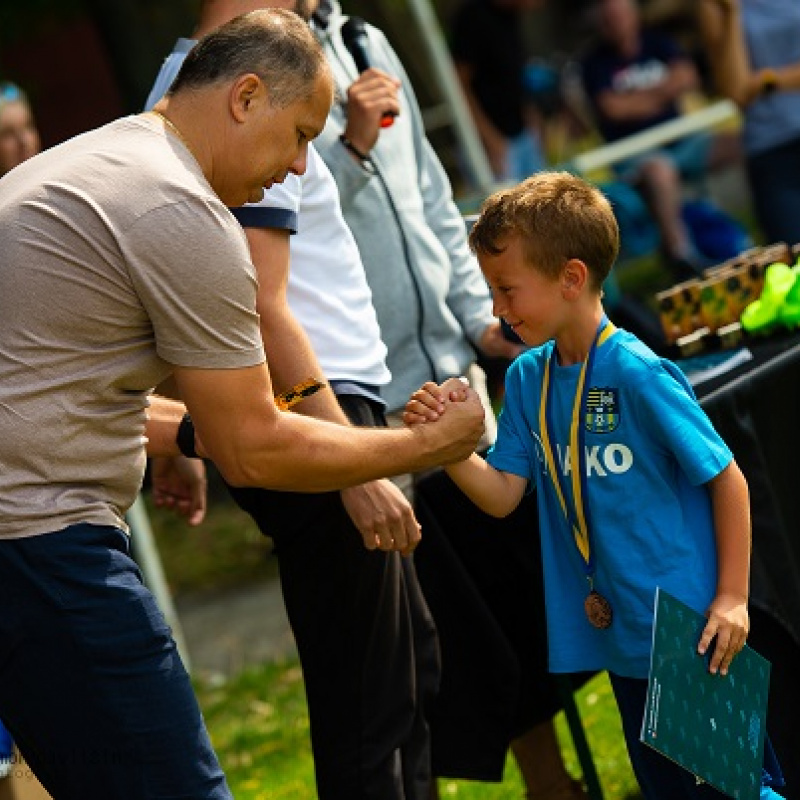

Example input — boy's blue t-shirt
[487,329,732,678]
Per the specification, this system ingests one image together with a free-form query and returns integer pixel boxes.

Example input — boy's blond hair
[469,171,620,290]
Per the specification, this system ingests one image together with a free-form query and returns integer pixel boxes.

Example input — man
[145,2,441,797]
[0,11,483,800]
[580,0,738,278]
[311,5,586,799]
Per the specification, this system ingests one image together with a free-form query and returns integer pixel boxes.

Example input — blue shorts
[0,523,231,800]
[615,132,712,184]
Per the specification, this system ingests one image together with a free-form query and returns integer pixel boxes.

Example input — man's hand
[697,592,749,676]
[343,68,401,155]
[478,321,525,361]
[150,455,208,526]
[412,382,485,465]
[341,479,421,555]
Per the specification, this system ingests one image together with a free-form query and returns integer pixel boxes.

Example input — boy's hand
[403,378,469,425]
[697,592,749,676]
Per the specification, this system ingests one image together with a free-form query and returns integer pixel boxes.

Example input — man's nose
[289,144,309,176]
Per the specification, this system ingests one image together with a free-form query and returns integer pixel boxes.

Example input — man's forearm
[145,395,187,456]
[206,397,485,492]
[173,362,485,493]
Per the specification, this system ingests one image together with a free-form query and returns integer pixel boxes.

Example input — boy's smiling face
[479,234,568,348]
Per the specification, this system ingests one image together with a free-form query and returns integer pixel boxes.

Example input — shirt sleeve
[632,359,732,486]
[230,172,302,233]
[486,357,537,480]
[122,198,265,369]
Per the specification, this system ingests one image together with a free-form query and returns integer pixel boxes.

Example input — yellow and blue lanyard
[538,319,616,583]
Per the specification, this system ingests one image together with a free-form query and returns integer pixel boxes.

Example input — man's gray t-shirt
[0,114,265,539]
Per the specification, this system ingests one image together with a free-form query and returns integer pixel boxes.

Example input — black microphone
[341,16,396,128]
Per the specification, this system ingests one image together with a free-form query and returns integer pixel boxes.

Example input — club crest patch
[585,387,619,433]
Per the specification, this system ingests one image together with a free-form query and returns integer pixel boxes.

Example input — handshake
[404,376,483,464]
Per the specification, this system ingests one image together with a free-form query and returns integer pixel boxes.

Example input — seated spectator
[451,0,547,182]
[579,0,739,278]
[0,81,40,177]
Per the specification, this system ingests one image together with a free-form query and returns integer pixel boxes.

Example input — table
[687,332,800,797]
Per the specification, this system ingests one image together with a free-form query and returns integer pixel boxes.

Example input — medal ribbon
[538,319,616,573]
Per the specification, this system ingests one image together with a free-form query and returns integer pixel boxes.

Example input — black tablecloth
[691,333,800,639]
[688,333,800,796]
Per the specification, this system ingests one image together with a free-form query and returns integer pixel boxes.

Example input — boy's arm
[697,460,751,675]
[446,454,527,518]
[405,378,527,517]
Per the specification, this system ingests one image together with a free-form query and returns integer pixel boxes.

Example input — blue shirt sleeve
[486,352,541,481]
[633,358,732,486]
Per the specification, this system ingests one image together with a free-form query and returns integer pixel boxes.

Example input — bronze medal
[584,590,613,629]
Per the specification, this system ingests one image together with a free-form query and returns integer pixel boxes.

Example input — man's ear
[230,73,266,122]
[561,258,588,298]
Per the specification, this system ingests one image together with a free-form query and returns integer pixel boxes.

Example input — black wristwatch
[176,412,199,459]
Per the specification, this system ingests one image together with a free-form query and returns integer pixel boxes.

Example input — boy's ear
[561,258,588,298]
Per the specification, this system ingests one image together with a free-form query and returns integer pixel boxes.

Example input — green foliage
[143,494,276,597]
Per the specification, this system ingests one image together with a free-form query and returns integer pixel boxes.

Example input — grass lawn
[193,660,642,799]
[147,492,643,799]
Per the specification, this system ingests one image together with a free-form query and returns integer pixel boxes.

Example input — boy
[404,172,776,797]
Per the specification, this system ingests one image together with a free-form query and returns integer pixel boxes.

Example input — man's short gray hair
[169,8,329,108]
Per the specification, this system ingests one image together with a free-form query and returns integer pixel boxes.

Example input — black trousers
[414,468,593,782]
[227,395,440,800]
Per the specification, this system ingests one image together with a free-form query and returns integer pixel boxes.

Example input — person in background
[145,1,441,797]
[311,5,587,799]
[579,0,739,278]
[0,79,40,790]
[450,0,547,182]
[698,0,800,246]
[0,12,484,799]
[0,81,40,177]
[405,171,784,800]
